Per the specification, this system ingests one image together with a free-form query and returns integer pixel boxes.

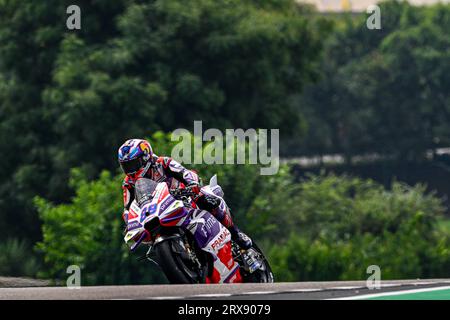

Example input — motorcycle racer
[118,138,252,249]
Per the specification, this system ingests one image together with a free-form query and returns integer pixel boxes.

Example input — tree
[295,1,450,161]
[0,0,326,243]
[256,174,450,281]
[11,0,450,282]
[0,0,130,241]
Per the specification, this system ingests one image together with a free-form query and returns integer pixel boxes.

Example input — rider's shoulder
[155,155,172,168]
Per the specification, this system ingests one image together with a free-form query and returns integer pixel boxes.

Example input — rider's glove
[187,182,201,195]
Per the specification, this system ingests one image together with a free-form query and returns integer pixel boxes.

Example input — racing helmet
[118,139,153,175]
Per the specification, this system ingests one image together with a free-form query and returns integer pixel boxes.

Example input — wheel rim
[170,237,205,283]
[237,243,274,283]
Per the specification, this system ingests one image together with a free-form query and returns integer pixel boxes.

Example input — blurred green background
[0,0,449,284]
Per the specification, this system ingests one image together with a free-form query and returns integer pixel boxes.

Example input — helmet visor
[119,157,144,175]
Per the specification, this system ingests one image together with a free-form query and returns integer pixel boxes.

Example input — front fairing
[153,183,189,226]
[124,200,146,246]
[124,182,188,246]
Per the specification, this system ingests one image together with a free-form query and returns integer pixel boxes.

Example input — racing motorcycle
[123,175,274,284]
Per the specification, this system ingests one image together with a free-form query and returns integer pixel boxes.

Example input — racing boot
[228,225,253,250]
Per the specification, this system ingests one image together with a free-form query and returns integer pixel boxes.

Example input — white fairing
[209,174,218,187]
[202,174,224,198]
[123,182,185,246]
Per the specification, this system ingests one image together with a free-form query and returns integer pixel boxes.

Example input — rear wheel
[235,242,274,283]
[153,234,210,284]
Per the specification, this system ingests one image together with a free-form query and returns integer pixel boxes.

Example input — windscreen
[134,178,158,206]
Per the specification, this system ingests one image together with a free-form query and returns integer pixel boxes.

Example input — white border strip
[188,293,233,298]
[243,291,277,295]
[328,286,450,300]
[329,286,364,290]
[149,296,185,300]
[285,288,324,293]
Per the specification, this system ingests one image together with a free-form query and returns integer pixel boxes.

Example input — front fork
[137,232,181,264]
[138,232,203,272]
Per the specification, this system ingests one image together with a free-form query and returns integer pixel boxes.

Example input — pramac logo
[210,228,231,251]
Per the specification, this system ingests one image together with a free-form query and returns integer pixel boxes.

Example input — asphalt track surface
[1,279,450,300]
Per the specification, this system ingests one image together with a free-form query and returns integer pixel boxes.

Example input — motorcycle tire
[153,237,210,284]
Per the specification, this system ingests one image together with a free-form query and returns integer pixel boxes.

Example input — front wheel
[153,234,210,284]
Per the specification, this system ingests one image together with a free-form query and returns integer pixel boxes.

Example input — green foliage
[295,1,450,160]
[0,0,326,243]
[36,132,450,283]
[37,157,450,283]
[438,218,450,233]
[263,174,450,281]
[2,0,450,282]
[0,0,130,242]
[0,238,41,277]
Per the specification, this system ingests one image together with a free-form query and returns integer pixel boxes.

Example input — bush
[263,174,450,281]
[36,131,450,283]
[0,238,41,277]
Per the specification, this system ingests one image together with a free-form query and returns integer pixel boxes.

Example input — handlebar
[170,186,198,198]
